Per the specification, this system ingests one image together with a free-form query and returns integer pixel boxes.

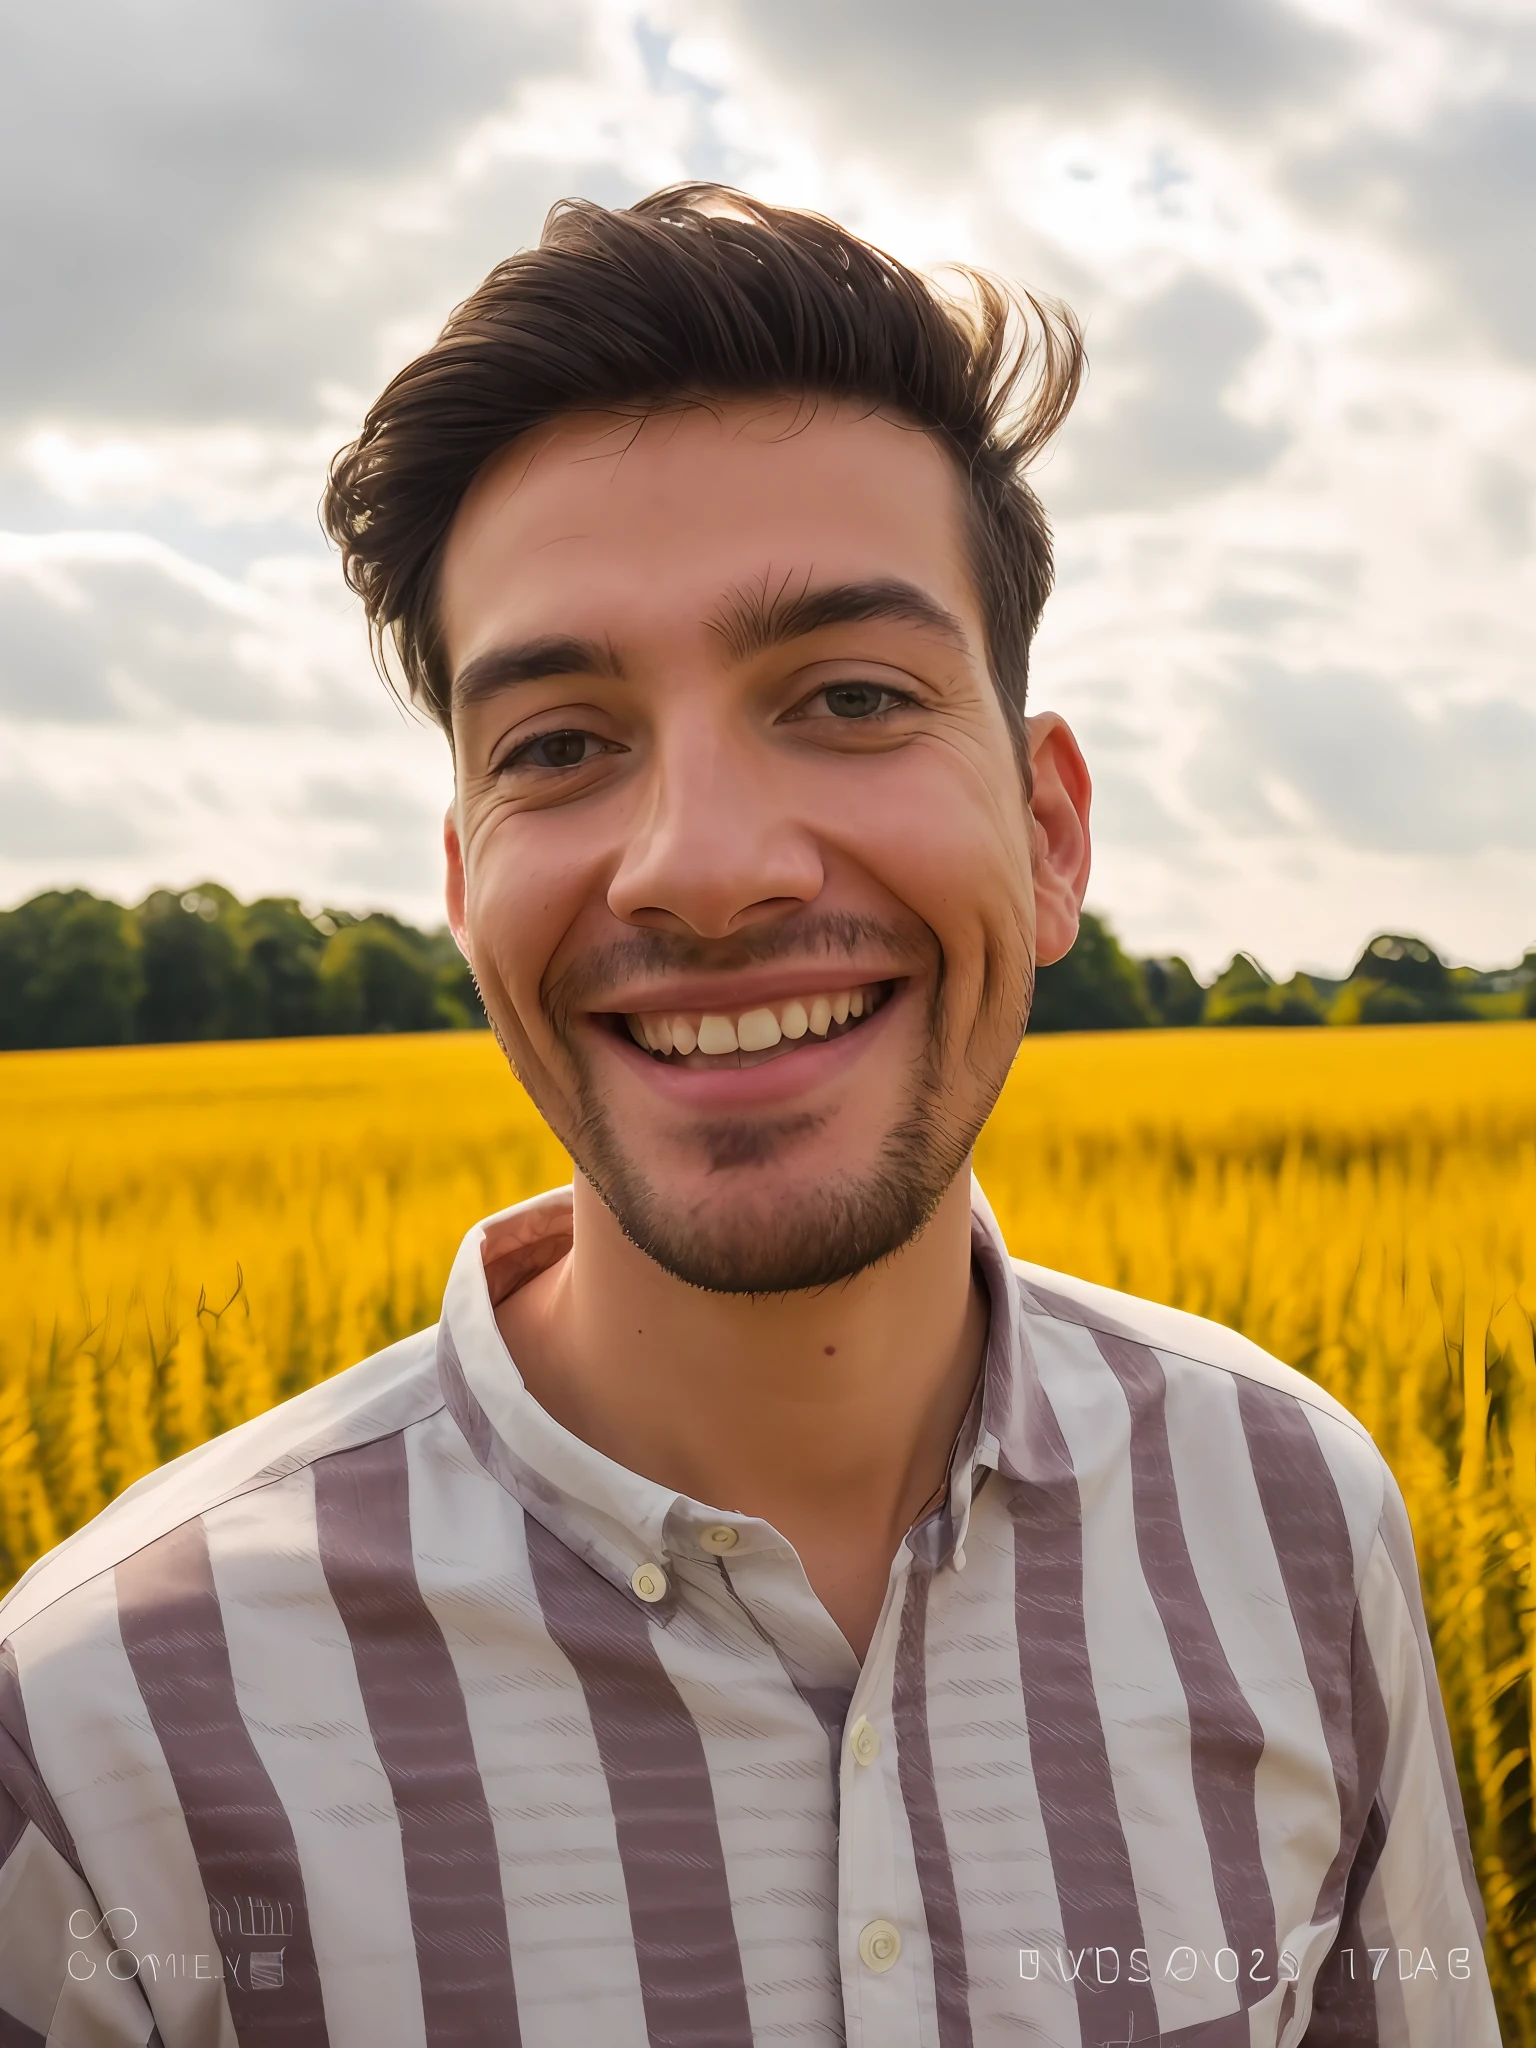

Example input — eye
[500,728,607,773]
[813,682,908,720]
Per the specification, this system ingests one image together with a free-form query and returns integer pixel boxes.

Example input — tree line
[0,886,1531,1051]
[0,886,482,1049]
[1032,915,1536,1032]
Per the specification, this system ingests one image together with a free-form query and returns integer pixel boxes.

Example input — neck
[494,1166,988,1657]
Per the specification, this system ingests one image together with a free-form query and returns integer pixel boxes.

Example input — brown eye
[822,683,890,719]
[515,730,593,770]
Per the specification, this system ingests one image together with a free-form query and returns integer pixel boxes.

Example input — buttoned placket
[836,1544,927,2048]
[662,1497,947,2047]
[827,1253,1005,2048]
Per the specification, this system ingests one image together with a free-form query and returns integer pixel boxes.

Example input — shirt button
[701,1525,739,1553]
[858,1920,902,1973]
[849,1716,881,1765]
[631,1563,668,1603]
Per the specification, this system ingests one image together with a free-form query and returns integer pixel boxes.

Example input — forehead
[437,400,978,669]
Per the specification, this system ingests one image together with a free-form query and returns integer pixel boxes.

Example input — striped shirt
[0,1180,1496,2047]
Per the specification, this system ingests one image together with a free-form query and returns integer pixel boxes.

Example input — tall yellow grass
[2,1025,1533,2028]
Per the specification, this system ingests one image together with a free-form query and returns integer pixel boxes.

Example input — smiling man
[0,190,1496,2047]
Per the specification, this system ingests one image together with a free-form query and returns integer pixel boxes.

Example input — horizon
[4,875,1529,991]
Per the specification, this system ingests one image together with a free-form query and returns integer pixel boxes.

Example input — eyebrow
[451,634,623,712]
[709,575,970,664]
[449,575,970,712]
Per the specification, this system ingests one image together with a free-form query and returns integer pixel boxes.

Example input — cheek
[462,824,582,1032]
[830,753,1035,985]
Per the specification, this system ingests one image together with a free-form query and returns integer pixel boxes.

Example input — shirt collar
[436,1176,1024,1606]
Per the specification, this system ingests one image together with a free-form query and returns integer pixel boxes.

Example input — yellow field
[2,1024,1534,2029]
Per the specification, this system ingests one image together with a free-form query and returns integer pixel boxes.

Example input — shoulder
[1009,1256,1389,1562]
[0,1326,443,1645]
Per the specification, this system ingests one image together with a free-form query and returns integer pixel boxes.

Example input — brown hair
[322,184,1084,756]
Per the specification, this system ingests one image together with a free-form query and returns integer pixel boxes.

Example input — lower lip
[593,985,907,1112]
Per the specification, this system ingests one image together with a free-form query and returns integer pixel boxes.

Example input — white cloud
[0,716,451,928]
[19,425,342,529]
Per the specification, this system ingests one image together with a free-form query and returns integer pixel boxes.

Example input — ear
[444,807,471,961]
[1025,713,1092,967]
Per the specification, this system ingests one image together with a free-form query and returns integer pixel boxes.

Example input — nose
[606,721,824,940]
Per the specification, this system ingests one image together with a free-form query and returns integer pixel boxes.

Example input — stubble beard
[496,910,1029,1295]
[559,1006,995,1296]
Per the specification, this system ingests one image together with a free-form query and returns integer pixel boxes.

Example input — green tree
[134,886,250,1042]
[0,892,143,1049]
[1204,955,1326,1026]
[1266,974,1328,1025]
[318,919,443,1034]
[1203,953,1274,1026]
[1029,911,1153,1032]
[1329,933,1473,1025]
[1141,955,1206,1027]
[241,898,325,1037]
[1352,932,1448,993]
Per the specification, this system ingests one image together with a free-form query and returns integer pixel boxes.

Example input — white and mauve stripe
[521,1512,757,2048]
[202,1469,426,2048]
[1356,1538,1490,2046]
[1029,1315,1233,2038]
[1300,1403,1388,1592]
[650,1558,844,2043]
[1159,1356,1344,1961]
[399,1414,651,2048]
[916,1487,1083,2047]
[1358,1857,1412,2048]
[19,1561,239,2048]
[313,1429,521,2045]
[1013,1262,1369,1442]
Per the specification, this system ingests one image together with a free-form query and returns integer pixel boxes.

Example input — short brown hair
[322,185,1084,755]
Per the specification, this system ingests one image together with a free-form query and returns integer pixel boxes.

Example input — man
[0,188,1495,2046]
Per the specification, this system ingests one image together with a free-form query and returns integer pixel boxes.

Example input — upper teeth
[625,986,873,1057]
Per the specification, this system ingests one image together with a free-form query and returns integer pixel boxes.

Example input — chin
[583,1117,970,1297]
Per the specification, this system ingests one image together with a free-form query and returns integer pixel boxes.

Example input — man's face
[440,400,1090,1292]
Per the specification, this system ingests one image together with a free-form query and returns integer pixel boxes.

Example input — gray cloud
[1475,457,1535,558]
[0,778,146,859]
[1291,95,1536,364]
[0,0,585,427]
[1086,762,1193,849]
[0,544,369,723]
[705,0,1361,144]
[1188,661,1536,854]
[1053,277,1290,511]
[1200,551,1363,638]
[301,775,441,828]
[302,774,446,894]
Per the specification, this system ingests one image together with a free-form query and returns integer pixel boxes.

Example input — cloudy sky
[3,0,1533,975]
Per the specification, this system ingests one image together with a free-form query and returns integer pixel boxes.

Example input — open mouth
[612,980,896,1070]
